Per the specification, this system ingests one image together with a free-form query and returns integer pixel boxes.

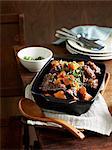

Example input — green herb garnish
[24,56,44,61]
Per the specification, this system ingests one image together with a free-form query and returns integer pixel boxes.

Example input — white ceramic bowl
[17,47,53,72]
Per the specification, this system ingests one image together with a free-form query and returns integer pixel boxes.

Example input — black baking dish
[31,54,106,116]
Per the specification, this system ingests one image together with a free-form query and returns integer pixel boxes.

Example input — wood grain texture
[36,127,112,150]
[0,14,25,97]
[0,116,23,149]
[1,1,112,45]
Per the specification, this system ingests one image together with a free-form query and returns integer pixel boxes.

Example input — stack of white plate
[66,37,112,60]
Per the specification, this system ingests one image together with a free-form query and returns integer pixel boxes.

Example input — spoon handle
[27,116,85,140]
[47,117,85,140]
[19,111,85,140]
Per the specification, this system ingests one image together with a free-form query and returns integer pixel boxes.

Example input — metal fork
[55,28,104,50]
[55,32,84,47]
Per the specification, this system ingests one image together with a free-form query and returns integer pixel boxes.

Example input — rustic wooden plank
[0,14,25,97]
[1,1,112,45]
[0,14,19,24]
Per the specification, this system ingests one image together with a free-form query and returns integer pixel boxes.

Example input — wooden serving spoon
[19,98,85,140]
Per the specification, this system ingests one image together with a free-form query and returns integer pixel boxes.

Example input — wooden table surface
[15,44,112,149]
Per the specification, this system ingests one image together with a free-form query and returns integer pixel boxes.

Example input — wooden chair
[0,13,25,46]
[0,13,25,97]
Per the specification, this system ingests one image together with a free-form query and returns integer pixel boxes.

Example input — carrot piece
[79,86,92,101]
[51,60,59,67]
[79,86,86,95]
[54,91,67,99]
[54,78,62,85]
[68,62,80,70]
[84,93,93,101]
[63,76,71,86]
[44,93,51,96]
[78,61,84,66]
[57,71,66,78]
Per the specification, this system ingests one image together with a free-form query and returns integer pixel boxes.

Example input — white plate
[90,55,112,60]
[67,38,112,54]
[66,42,112,60]
[66,42,112,57]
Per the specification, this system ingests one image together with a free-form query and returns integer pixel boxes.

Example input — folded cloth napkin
[53,25,112,45]
[25,73,112,136]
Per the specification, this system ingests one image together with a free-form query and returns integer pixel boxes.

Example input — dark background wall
[1,0,112,45]
[0,1,112,149]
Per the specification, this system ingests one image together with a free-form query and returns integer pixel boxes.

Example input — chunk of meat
[39,74,64,92]
[87,61,101,74]
[88,78,98,89]
[83,65,96,79]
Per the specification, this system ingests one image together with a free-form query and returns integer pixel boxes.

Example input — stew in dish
[39,60,101,102]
